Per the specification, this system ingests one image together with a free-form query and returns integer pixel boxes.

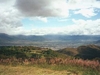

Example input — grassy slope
[0,65,77,75]
[0,46,100,75]
[0,64,99,75]
[57,47,78,56]
[57,45,100,59]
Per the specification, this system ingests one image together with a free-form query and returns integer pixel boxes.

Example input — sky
[0,0,100,35]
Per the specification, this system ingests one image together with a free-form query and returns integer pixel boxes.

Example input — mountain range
[0,33,100,49]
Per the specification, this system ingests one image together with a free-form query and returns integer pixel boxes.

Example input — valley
[0,33,100,49]
[0,33,100,75]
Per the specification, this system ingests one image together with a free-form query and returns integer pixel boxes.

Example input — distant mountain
[43,35,100,42]
[0,33,13,45]
[0,33,12,41]
[0,33,47,46]
[0,33,100,47]
[96,40,100,43]
[13,35,46,41]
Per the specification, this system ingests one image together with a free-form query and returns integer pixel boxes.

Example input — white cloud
[15,0,100,18]
[29,17,48,23]
[24,27,64,35]
[67,0,100,9]
[15,0,69,17]
[0,0,100,35]
[23,19,100,35]
[67,19,100,35]
[37,17,48,23]
[66,0,100,18]
[0,0,24,35]
[74,8,96,18]
[1,18,100,35]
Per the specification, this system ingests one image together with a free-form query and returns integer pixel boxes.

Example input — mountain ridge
[0,33,100,48]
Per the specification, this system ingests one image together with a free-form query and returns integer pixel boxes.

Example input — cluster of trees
[0,45,100,60]
[0,46,28,59]
[0,46,67,59]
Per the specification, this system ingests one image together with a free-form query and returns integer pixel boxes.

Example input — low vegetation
[0,65,78,75]
[0,45,100,75]
[58,44,100,60]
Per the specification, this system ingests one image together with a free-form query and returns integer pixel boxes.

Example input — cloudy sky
[0,0,100,35]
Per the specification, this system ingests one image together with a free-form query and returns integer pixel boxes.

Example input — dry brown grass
[0,65,77,75]
[0,58,100,70]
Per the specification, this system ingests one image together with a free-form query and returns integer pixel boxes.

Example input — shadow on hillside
[76,45,100,60]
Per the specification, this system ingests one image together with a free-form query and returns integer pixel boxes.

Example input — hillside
[0,44,100,60]
[0,45,100,75]
[0,46,67,59]
[57,45,100,60]
[0,45,100,60]
[77,45,100,59]
[57,48,78,56]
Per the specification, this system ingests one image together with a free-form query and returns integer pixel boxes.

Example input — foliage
[0,46,100,75]
[0,46,67,59]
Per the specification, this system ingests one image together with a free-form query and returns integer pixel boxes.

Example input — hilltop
[58,44,100,60]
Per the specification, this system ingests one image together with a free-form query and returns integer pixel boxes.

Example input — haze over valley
[0,33,100,49]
